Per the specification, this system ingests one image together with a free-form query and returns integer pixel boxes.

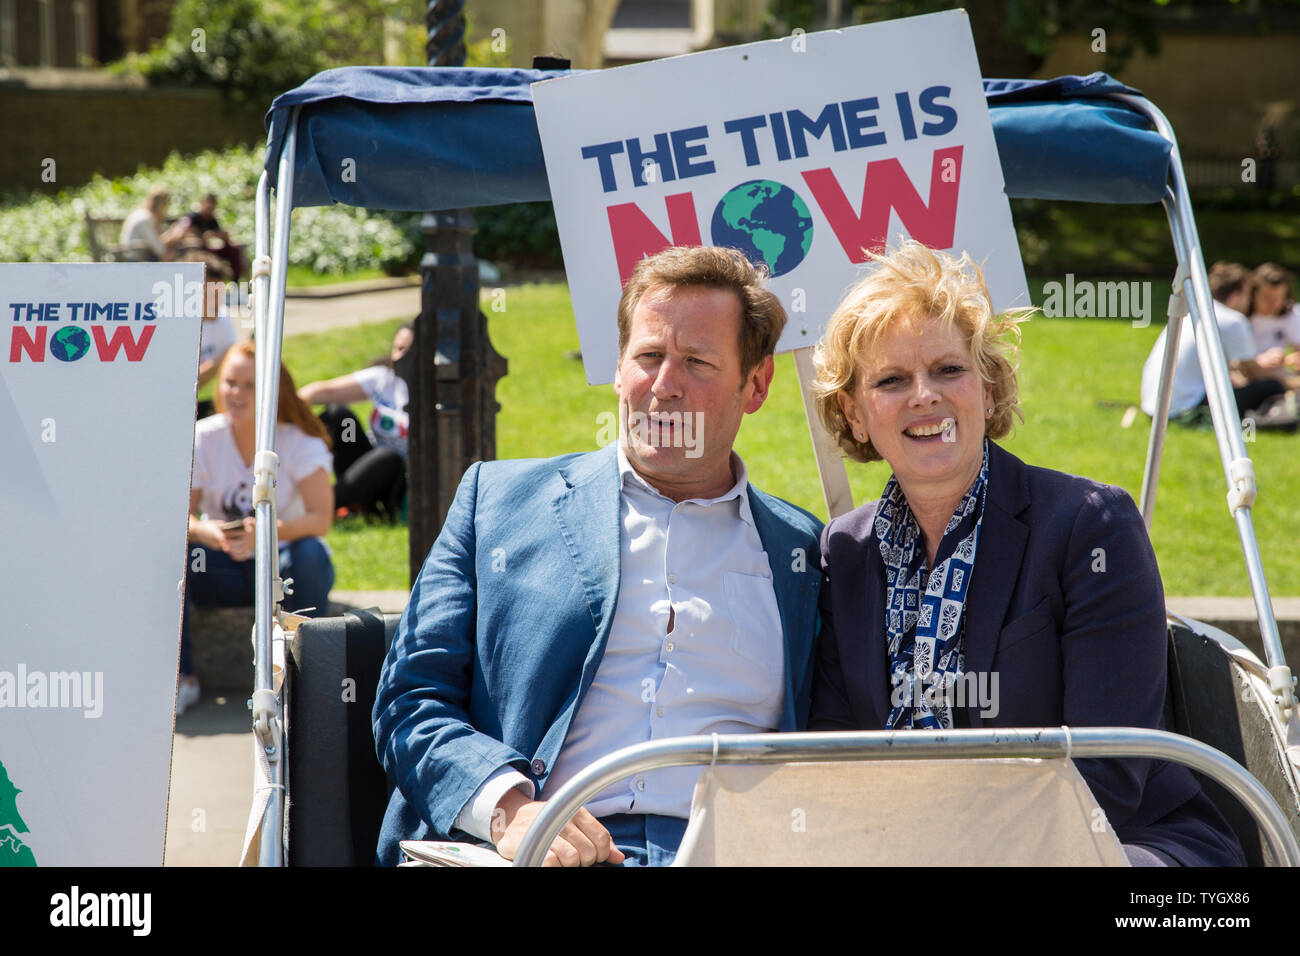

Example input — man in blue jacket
[373,246,822,866]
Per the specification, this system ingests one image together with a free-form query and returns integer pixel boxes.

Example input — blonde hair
[215,340,332,449]
[811,239,1028,463]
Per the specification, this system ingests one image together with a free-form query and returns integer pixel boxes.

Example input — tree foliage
[762,0,1271,77]
[120,0,504,110]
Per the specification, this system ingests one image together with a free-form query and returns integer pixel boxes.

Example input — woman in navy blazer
[807,240,1244,866]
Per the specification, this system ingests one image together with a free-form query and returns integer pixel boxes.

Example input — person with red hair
[178,341,335,714]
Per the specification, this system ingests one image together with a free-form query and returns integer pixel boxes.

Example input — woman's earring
[985,407,993,417]
[856,431,865,441]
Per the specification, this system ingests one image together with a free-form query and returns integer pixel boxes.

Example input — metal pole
[1137,193,1186,526]
[405,0,507,582]
[252,107,300,867]
[1110,93,1294,715]
[513,729,1300,867]
[793,347,854,518]
[252,172,270,339]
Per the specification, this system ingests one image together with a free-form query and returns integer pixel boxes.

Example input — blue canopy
[263,66,1171,211]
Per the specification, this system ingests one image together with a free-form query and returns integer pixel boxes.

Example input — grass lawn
[285,265,390,288]
[1012,201,1300,277]
[278,282,1299,596]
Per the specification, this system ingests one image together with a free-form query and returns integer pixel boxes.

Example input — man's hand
[490,789,626,867]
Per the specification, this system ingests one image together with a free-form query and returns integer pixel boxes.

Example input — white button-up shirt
[456,447,786,839]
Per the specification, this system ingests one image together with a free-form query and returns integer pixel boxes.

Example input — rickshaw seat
[284,607,398,866]
[1165,616,1300,866]
[277,608,1300,867]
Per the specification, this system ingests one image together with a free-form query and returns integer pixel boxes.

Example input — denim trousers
[600,814,689,867]
[179,538,334,677]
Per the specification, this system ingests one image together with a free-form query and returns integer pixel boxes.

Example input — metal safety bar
[513,729,1300,867]
[1111,93,1294,718]
[1137,188,1185,521]
[252,105,302,867]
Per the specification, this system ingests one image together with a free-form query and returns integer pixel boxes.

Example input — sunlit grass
[283,281,1298,596]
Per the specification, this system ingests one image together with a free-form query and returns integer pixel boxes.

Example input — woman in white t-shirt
[178,340,335,712]
[299,323,411,520]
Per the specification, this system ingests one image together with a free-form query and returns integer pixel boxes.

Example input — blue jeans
[600,814,689,867]
[179,538,334,677]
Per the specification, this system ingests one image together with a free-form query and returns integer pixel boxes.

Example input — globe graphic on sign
[710,180,813,277]
[50,326,90,362]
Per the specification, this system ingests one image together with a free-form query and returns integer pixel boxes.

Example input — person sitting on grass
[178,193,248,283]
[298,323,411,521]
[1140,261,1291,424]
[178,340,335,715]
[1248,262,1300,374]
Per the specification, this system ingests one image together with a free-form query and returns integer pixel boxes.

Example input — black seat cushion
[1165,620,1300,866]
[285,608,399,866]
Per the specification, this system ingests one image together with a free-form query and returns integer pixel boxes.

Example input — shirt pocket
[724,570,786,679]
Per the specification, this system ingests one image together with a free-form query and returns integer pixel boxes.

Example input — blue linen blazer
[372,444,823,865]
[809,440,1244,866]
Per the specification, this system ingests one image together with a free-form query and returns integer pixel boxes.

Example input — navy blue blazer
[373,444,824,865]
[810,440,1244,866]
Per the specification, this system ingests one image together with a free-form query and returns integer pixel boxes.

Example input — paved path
[237,275,525,339]
[166,695,256,866]
[283,286,421,336]
[228,283,421,341]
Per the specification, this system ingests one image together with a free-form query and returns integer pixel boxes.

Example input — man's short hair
[616,246,787,376]
[1207,261,1251,304]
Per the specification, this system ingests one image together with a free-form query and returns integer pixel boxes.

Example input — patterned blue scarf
[876,439,990,729]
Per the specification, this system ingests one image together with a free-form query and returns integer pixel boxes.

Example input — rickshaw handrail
[512,728,1300,867]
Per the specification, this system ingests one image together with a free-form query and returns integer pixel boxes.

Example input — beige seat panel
[674,757,1129,866]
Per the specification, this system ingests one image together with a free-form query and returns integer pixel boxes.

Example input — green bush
[322,202,563,273]
[0,146,415,275]
[0,139,563,274]
[472,202,562,268]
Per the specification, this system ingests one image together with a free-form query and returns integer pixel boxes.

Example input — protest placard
[1,262,203,865]
[533,10,1028,384]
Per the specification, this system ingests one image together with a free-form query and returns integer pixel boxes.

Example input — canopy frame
[1117,91,1293,720]
[250,105,300,867]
